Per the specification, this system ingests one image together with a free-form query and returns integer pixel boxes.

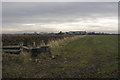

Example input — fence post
[20,42,23,53]
[0,42,2,49]
[33,42,36,48]
[41,40,45,46]
[0,42,3,54]
[40,41,42,47]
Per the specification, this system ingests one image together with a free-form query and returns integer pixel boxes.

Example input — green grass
[52,35,118,78]
[2,35,118,78]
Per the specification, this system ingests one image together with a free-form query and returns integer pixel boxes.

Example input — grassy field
[2,35,118,78]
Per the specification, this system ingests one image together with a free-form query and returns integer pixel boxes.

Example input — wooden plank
[23,46,29,49]
[3,46,20,48]
[3,50,21,52]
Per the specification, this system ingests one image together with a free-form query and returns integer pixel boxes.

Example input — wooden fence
[2,42,51,54]
[3,43,24,54]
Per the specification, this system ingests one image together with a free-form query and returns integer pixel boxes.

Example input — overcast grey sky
[2,2,118,33]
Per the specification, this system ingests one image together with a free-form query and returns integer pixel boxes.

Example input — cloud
[2,2,118,33]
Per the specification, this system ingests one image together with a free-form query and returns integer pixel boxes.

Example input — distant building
[68,31,86,35]
[39,32,48,35]
[34,32,38,35]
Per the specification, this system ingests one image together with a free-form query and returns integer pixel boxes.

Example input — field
[2,34,73,46]
[2,35,118,78]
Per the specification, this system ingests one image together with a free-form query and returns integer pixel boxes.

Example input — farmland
[2,35,118,78]
[2,34,73,46]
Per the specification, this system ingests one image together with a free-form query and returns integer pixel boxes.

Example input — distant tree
[59,31,62,34]
[58,31,64,35]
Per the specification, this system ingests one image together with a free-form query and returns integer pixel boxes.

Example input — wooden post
[20,42,23,53]
[0,42,2,49]
[41,40,45,46]
[1,42,3,54]
[33,42,36,48]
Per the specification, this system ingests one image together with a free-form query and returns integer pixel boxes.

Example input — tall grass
[2,35,86,78]
[46,35,86,55]
[47,35,84,47]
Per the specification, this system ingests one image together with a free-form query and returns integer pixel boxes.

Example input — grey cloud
[2,2,118,33]
[3,2,117,22]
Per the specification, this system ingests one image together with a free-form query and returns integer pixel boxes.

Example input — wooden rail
[3,46,22,54]
[2,42,24,54]
[3,46,20,48]
[3,50,21,52]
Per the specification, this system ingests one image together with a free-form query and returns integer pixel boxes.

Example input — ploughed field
[2,34,73,46]
[2,35,118,78]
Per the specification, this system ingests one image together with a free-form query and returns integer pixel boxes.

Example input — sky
[2,2,118,34]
